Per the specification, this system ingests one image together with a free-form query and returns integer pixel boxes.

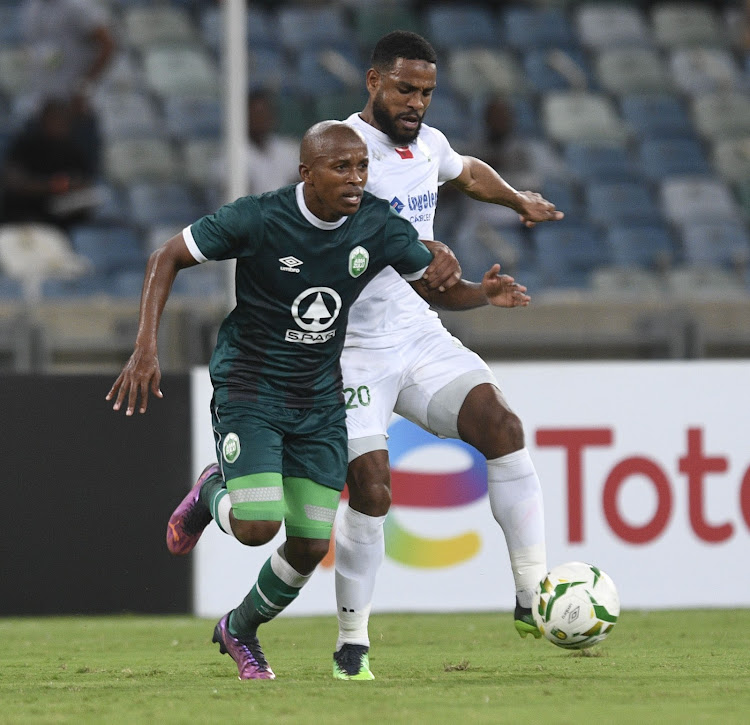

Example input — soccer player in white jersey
[330,31,564,680]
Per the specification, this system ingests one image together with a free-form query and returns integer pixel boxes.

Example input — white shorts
[341,321,499,461]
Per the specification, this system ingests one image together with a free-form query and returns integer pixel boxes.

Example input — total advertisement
[191,361,750,617]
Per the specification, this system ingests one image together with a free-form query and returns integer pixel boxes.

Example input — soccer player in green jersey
[107,121,530,680]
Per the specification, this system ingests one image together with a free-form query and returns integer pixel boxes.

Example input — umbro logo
[279,256,303,273]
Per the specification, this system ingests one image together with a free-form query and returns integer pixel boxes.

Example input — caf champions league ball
[532,562,620,650]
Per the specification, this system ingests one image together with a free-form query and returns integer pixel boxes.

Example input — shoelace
[236,636,270,670]
[336,645,368,675]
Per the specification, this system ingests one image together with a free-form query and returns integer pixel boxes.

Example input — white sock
[334,505,386,650]
[486,448,547,609]
[210,487,234,537]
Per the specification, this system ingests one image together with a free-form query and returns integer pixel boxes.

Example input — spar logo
[383,418,487,568]
[285,286,342,345]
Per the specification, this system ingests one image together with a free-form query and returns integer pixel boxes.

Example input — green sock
[198,472,228,531]
[229,548,310,637]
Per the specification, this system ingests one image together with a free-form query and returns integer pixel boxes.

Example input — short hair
[371,31,437,72]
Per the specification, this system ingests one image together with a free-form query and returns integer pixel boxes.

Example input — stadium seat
[523,48,594,93]
[69,224,146,275]
[575,3,653,49]
[620,93,694,140]
[668,48,741,95]
[606,223,677,269]
[532,221,609,288]
[296,44,364,94]
[540,178,584,219]
[691,92,750,141]
[712,138,750,183]
[109,269,146,298]
[0,5,23,45]
[0,47,27,97]
[127,182,204,229]
[275,95,317,138]
[143,47,219,99]
[201,5,279,51]
[352,5,423,50]
[660,177,742,225]
[596,47,675,94]
[543,91,628,144]
[585,180,663,225]
[95,52,145,96]
[422,92,470,142]
[504,6,576,51]
[0,274,23,300]
[248,46,295,93]
[40,275,109,299]
[313,91,369,124]
[681,221,750,268]
[651,3,727,49]
[95,91,164,140]
[182,138,222,188]
[447,49,526,97]
[638,138,711,181]
[452,219,526,282]
[563,141,638,182]
[89,184,130,225]
[123,6,196,50]
[277,6,349,52]
[425,6,498,49]
[105,137,182,185]
[163,97,222,140]
[171,262,225,298]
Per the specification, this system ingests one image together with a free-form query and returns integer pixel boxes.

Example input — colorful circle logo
[384,418,487,568]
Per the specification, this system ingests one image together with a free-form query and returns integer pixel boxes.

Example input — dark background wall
[1,374,193,615]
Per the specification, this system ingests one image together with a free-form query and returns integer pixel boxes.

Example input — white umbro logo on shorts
[279,256,303,273]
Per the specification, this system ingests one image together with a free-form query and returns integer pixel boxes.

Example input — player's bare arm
[410,264,529,311]
[450,156,564,228]
[420,239,461,292]
[107,233,198,416]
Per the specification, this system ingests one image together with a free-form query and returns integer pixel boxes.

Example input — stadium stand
[1,0,750,368]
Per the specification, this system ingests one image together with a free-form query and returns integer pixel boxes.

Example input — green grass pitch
[2,610,749,724]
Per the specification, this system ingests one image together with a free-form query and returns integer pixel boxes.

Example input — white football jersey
[344,113,464,347]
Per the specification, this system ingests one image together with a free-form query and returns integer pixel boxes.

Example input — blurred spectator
[208,88,300,200]
[19,0,116,172]
[244,88,301,195]
[1,99,98,231]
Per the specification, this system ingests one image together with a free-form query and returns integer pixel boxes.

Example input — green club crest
[222,433,240,463]
[348,246,369,278]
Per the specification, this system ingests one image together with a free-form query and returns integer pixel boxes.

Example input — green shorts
[211,400,347,538]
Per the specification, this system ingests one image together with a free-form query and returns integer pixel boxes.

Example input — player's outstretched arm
[450,156,564,228]
[410,264,529,311]
[106,233,198,416]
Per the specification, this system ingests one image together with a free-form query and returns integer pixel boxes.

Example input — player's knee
[460,395,525,458]
[346,451,392,516]
[231,518,282,547]
[284,538,330,575]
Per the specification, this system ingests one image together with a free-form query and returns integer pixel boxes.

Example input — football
[532,561,620,650]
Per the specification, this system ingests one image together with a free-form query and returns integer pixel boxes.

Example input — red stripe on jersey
[395,146,414,159]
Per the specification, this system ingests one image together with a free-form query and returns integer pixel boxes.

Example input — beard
[371,96,423,146]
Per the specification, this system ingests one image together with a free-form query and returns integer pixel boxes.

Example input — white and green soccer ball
[532,561,620,650]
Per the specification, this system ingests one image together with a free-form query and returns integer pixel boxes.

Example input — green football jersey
[186,183,432,408]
